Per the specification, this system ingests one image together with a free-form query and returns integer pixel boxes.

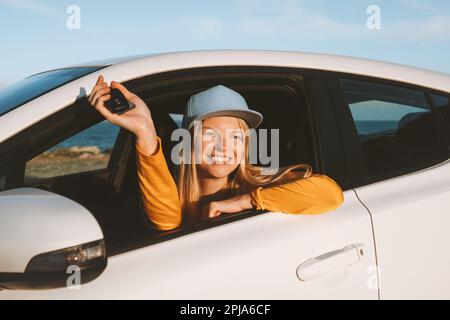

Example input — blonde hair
[177,118,312,225]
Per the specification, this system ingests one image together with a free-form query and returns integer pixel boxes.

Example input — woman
[88,75,344,231]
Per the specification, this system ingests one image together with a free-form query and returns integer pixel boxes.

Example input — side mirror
[0,188,106,290]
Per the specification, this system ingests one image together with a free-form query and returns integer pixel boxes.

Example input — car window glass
[339,78,444,178]
[24,120,120,183]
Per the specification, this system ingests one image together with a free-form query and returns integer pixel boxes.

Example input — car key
[104,88,135,114]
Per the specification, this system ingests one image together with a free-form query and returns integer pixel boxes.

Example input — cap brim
[184,109,263,129]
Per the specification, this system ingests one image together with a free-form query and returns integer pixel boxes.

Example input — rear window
[339,78,445,179]
[0,67,104,116]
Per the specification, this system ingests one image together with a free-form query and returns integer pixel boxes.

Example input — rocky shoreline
[25,146,112,179]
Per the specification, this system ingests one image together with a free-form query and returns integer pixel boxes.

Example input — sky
[0,0,449,87]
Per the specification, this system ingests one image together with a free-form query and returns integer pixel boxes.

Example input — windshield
[0,66,104,117]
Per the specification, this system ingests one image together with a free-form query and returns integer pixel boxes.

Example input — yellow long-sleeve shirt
[136,136,344,231]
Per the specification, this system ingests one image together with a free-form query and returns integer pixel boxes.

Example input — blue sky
[1,0,449,87]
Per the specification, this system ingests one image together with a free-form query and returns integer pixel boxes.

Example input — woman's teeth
[209,155,232,163]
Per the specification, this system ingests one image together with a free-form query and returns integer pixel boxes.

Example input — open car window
[105,67,320,255]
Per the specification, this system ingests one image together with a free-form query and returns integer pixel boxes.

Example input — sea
[55,121,120,152]
[55,114,183,152]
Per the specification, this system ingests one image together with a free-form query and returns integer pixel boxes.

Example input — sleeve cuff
[250,187,265,210]
[135,136,162,158]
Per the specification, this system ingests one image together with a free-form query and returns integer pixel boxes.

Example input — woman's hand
[201,194,254,221]
[88,75,158,155]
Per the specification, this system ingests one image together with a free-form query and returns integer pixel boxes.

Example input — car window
[108,74,317,255]
[24,120,120,183]
[431,93,450,145]
[0,67,104,117]
[339,78,444,179]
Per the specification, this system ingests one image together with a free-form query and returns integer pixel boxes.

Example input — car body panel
[354,158,450,299]
[1,190,377,299]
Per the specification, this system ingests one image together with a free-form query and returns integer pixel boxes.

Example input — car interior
[4,68,319,255]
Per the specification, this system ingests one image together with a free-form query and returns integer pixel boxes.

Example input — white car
[0,50,449,299]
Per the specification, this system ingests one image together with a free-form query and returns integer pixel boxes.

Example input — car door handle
[296,244,365,281]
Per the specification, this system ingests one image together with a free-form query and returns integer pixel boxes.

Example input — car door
[326,72,450,299]
[1,67,378,299]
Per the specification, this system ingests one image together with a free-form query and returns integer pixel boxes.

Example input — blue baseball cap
[182,85,263,129]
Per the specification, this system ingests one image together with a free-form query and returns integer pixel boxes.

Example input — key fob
[104,88,135,114]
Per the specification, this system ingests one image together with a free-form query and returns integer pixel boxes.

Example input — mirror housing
[0,188,106,290]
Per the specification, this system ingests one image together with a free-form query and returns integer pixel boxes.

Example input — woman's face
[195,116,246,178]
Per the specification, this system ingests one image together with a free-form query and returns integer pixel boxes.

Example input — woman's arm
[203,174,344,218]
[249,174,344,214]
[88,75,181,230]
[88,75,158,155]
[135,136,182,231]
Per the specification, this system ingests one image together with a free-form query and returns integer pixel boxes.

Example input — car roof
[1,50,449,144]
[62,49,450,91]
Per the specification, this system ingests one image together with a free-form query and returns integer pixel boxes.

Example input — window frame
[105,66,347,256]
[324,71,449,188]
